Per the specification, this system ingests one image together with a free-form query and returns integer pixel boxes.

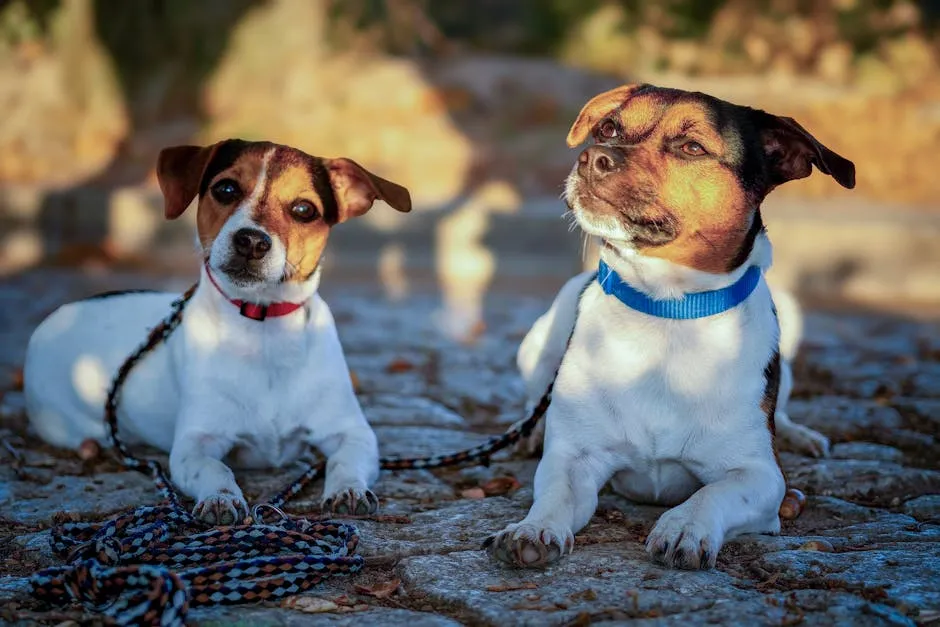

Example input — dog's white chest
[547,282,777,503]
[179,304,320,467]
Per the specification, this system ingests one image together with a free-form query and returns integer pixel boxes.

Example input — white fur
[24,153,378,523]
[489,177,829,569]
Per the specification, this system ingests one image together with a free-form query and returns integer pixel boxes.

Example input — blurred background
[0,0,938,342]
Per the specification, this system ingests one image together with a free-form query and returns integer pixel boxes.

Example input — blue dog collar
[597,260,762,319]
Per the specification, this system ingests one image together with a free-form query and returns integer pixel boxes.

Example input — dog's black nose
[579,146,624,179]
[232,228,272,260]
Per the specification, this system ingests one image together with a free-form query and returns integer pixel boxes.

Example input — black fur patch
[761,349,781,436]
[310,158,339,225]
[727,210,766,271]
[198,139,257,196]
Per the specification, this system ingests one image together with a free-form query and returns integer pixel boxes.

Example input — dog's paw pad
[483,523,573,568]
[646,509,720,570]
[193,489,248,526]
[322,488,379,516]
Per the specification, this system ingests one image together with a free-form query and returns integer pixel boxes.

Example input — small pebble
[460,487,485,499]
[779,488,807,520]
[78,438,101,461]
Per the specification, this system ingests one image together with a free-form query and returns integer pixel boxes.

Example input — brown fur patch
[157,139,411,282]
[196,146,269,255]
[253,148,332,281]
[575,94,752,272]
[566,84,855,273]
[157,144,219,220]
[566,84,642,147]
[327,158,412,221]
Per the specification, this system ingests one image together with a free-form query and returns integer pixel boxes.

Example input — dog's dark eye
[680,141,707,157]
[596,119,620,140]
[290,201,319,223]
[211,179,242,204]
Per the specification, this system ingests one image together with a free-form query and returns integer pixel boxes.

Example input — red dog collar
[204,264,304,321]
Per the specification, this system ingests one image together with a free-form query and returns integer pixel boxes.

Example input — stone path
[0,268,938,626]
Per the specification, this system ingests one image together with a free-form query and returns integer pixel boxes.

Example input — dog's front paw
[321,488,379,516]
[646,507,721,570]
[776,419,830,458]
[193,489,249,526]
[483,522,574,568]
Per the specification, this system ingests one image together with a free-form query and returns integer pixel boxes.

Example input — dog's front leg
[311,419,380,516]
[485,443,614,568]
[170,428,248,525]
[646,464,784,570]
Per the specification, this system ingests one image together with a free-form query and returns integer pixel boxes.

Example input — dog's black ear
[754,112,855,190]
[156,144,219,219]
[326,158,412,221]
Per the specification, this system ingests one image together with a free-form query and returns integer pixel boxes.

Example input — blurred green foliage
[1,0,937,84]
[332,0,938,57]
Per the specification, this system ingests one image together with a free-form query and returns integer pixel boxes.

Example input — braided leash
[29,282,555,626]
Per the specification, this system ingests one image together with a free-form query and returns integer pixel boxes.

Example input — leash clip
[251,503,287,524]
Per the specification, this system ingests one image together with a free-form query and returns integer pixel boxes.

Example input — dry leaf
[460,487,485,499]
[10,367,23,391]
[354,578,401,599]
[460,320,487,345]
[281,596,339,613]
[348,369,361,393]
[480,476,521,497]
[570,588,598,601]
[486,582,538,592]
[331,596,370,612]
[798,540,834,552]
[386,358,416,373]
[510,603,563,612]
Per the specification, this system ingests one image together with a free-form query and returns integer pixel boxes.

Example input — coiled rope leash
[29,283,556,626]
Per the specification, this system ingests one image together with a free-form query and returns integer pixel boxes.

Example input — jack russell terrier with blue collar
[24,140,411,525]
[485,84,855,570]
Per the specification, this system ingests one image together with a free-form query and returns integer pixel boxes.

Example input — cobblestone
[0,267,937,625]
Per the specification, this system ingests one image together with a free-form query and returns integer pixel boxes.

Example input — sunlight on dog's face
[155,139,411,296]
[565,84,855,273]
[196,142,333,288]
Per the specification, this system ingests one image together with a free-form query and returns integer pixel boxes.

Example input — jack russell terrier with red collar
[485,84,855,570]
[24,140,411,525]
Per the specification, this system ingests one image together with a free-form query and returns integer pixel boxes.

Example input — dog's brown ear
[756,113,855,190]
[156,144,219,219]
[327,158,412,221]
[567,84,642,148]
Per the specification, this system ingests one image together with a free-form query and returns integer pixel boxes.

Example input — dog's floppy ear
[156,143,220,220]
[755,112,855,190]
[566,84,642,148]
[327,158,412,221]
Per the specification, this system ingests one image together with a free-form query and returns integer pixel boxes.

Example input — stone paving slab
[0,267,938,625]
